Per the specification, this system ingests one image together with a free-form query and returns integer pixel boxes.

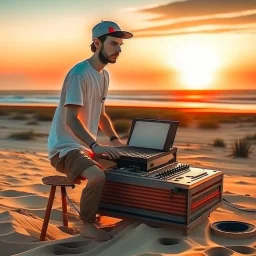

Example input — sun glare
[172,43,220,89]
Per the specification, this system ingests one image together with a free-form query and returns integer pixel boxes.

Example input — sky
[1,0,256,91]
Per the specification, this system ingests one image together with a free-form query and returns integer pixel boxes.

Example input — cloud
[134,13,256,32]
[140,0,256,19]
[133,0,256,36]
[134,27,256,38]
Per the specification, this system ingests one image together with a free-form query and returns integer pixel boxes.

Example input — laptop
[102,118,179,159]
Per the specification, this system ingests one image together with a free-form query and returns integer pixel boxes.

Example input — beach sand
[0,106,255,256]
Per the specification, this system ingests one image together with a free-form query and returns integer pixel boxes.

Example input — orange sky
[1,0,256,90]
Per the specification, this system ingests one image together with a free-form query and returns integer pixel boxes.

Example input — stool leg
[40,186,56,241]
[61,186,68,227]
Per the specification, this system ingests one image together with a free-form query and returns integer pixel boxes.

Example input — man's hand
[111,139,126,147]
[92,144,121,160]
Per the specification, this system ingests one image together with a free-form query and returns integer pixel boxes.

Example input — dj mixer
[98,160,223,235]
[97,118,223,234]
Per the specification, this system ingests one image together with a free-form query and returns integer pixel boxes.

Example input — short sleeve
[104,70,110,97]
[64,74,85,106]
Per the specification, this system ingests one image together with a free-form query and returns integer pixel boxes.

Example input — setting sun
[172,43,220,89]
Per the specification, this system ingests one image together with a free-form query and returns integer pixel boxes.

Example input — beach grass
[231,139,252,158]
[213,138,226,147]
[26,120,39,125]
[34,113,53,121]
[0,109,9,116]
[108,107,191,127]
[8,130,48,140]
[244,133,256,141]
[198,120,220,129]
[11,114,28,120]
[1,105,256,129]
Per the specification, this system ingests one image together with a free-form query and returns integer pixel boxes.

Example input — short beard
[98,45,116,64]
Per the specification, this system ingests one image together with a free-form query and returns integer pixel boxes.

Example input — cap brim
[121,31,133,39]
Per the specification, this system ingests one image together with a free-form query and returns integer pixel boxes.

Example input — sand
[0,108,256,256]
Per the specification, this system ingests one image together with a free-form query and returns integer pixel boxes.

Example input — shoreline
[1,104,256,114]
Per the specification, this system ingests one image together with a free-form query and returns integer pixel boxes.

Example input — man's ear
[93,38,101,50]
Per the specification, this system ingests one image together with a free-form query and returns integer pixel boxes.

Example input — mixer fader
[151,163,190,180]
[105,161,220,189]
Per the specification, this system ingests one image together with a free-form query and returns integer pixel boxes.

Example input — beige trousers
[50,149,105,223]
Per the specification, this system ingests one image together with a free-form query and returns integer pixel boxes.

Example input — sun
[172,43,220,89]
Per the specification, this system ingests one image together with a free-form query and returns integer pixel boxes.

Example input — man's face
[99,36,123,63]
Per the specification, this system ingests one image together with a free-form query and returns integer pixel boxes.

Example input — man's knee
[80,165,105,185]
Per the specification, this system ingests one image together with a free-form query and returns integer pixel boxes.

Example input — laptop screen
[127,119,178,151]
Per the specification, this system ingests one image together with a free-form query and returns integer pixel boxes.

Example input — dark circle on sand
[211,221,256,239]
[157,238,181,245]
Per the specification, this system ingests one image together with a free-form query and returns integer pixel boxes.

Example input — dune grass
[0,109,9,116]
[11,114,28,120]
[198,120,220,129]
[34,113,53,121]
[213,138,226,147]
[244,133,256,141]
[8,130,47,140]
[26,120,39,125]
[1,105,255,130]
[231,139,252,158]
[108,107,191,127]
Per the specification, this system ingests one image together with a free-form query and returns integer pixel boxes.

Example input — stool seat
[42,175,75,188]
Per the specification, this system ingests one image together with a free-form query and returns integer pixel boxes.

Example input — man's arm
[66,105,96,147]
[66,104,121,159]
[99,103,119,139]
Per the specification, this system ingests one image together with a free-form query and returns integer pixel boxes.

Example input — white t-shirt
[47,59,109,159]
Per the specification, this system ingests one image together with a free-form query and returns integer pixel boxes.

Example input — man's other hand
[92,144,121,160]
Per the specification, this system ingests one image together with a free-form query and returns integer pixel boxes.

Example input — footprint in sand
[226,246,256,254]
[35,241,93,255]
[157,238,181,246]
[0,190,35,197]
[0,222,14,236]
[236,181,250,185]
[204,246,234,256]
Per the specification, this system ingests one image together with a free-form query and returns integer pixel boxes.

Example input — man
[48,21,133,241]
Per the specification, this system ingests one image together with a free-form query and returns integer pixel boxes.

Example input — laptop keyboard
[115,146,163,159]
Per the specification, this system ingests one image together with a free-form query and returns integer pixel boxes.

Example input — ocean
[0,90,256,113]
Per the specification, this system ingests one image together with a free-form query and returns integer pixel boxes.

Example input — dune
[0,107,256,256]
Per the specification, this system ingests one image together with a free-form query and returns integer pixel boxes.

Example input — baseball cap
[92,21,133,41]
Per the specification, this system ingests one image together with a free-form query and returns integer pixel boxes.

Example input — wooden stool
[40,175,83,241]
